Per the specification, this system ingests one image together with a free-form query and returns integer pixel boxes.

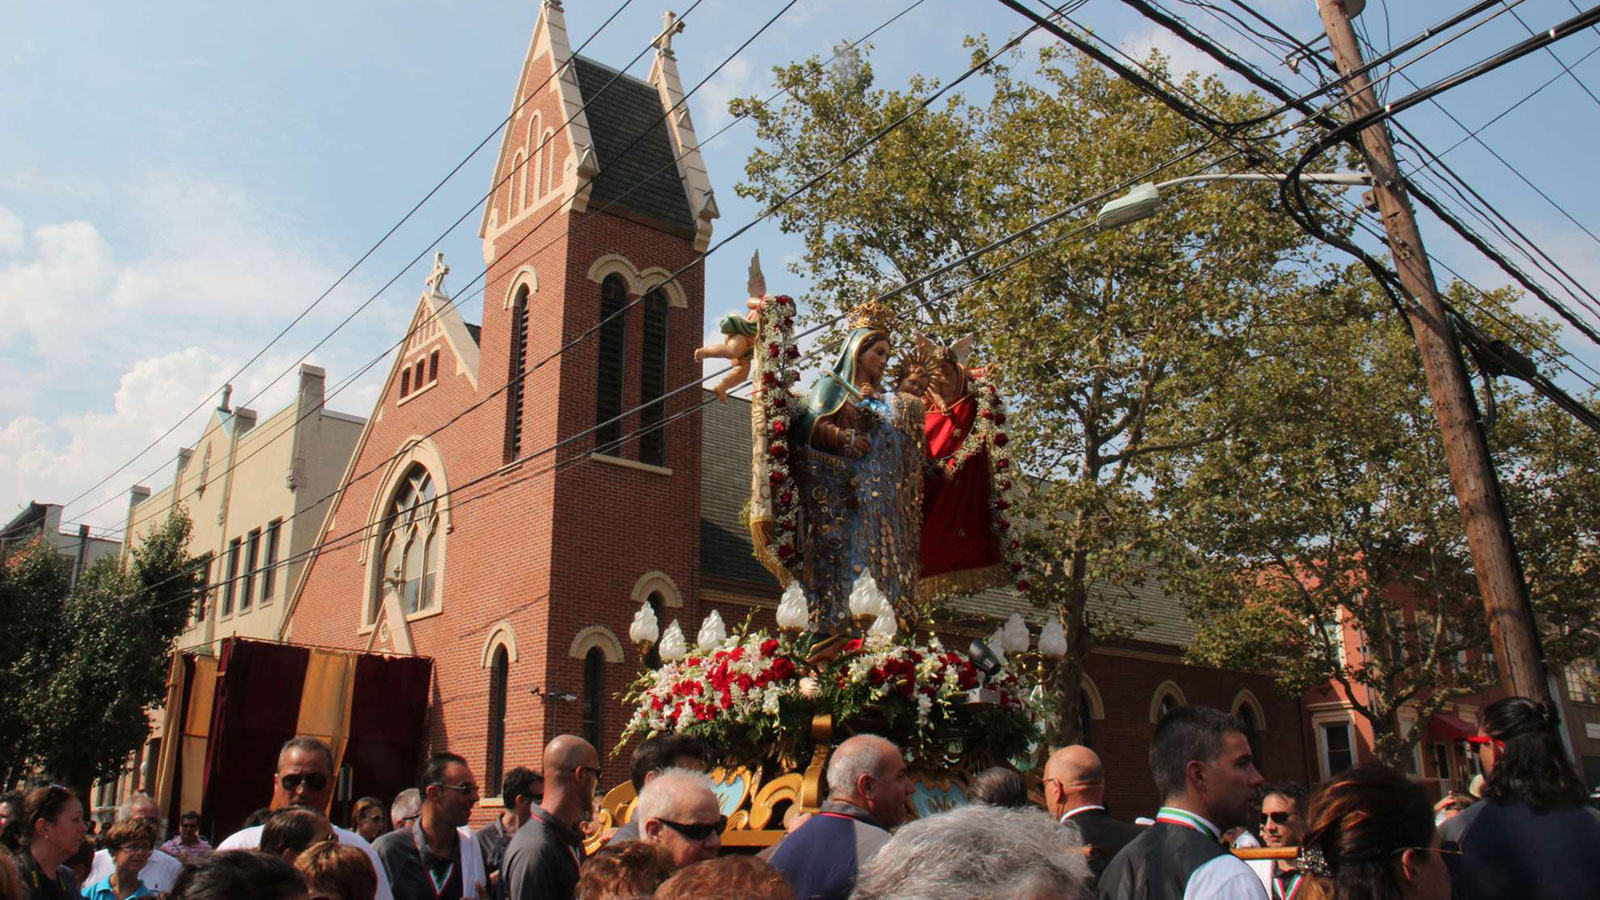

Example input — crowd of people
[0,696,1595,898]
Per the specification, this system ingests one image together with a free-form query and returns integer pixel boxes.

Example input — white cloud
[1120,26,1229,83]
[0,218,118,352]
[0,207,22,255]
[697,56,757,131]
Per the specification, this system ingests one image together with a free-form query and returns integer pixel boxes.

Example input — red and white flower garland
[758,295,802,576]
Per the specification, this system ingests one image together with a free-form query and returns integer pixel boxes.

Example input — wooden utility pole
[1316,0,1549,702]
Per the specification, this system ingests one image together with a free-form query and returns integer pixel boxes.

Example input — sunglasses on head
[280,773,329,792]
[658,816,727,841]
[1260,811,1293,826]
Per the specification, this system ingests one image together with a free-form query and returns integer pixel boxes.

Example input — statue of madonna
[793,304,926,628]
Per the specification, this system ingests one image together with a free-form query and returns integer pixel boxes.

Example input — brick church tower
[284,0,718,805]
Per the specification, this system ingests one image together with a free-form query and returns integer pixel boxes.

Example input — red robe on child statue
[919,385,1007,598]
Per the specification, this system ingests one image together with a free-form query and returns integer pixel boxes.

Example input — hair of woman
[19,786,77,848]
[575,841,675,900]
[296,841,379,900]
[170,850,308,900]
[653,855,795,900]
[1480,695,1586,811]
[1299,766,1434,900]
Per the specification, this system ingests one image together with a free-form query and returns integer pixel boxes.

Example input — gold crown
[849,300,894,333]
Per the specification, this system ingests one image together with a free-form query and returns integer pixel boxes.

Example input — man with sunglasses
[1245,783,1307,900]
[503,735,600,900]
[374,752,488,899]
[635,769,724,868]
[215,736,395,900]
[1044,745,1141,882]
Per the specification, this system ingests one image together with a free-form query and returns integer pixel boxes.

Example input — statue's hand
[851,435,871,456]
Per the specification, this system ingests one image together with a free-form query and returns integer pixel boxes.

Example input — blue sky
[4,0,1599,534]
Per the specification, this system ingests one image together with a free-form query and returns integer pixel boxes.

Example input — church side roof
[571,56,695,232]
[696,391,1198,648]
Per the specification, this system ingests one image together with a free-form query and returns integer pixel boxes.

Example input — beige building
[1,501,121,584]
[124,364,364,651]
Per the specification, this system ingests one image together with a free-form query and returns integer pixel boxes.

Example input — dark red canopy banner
[337,653,434,821]
[201,639,312,837]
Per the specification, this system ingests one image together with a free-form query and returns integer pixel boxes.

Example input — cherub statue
[695,251,767,402]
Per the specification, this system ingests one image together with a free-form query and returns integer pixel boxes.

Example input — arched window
[374,465,440,619]
[582,648,605,750]
[639,290,668,465]
[541,128,555,197]
[1237,701,1260,760]
[512,151,526,212]
[486,645,509,797]
[595,275,627,455]
[504,288,530,462]
[1159,693,1180,720]
[1078,691,1094,748]
[644,591,665,669]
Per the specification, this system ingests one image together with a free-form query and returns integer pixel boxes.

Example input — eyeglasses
[279,773,329,792]
[1260,812,1293,826]
[574,765,603,781]
[118,843,153,854]
[179,822,199,830]
[433,782,478,795]
[657,816,727,841]
[359,812,385,823]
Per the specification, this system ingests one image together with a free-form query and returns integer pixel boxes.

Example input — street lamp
[1094,172,1371,230]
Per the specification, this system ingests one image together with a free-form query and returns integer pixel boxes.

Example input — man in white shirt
[213,736,395,900]
[85,794,183,892]
[1098,706,1269,900]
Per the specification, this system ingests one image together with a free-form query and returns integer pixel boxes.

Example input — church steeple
[647,9,718,252]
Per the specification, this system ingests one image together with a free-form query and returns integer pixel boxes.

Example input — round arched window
[374,465,440,619]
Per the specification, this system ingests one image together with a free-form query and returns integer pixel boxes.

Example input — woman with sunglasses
[16,786,86,900]
[1440,696,1600,899]
[1295,766,1450,900]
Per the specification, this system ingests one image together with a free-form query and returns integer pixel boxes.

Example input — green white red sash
[1154,806,1221,841]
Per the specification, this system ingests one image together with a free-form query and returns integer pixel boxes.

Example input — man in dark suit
[1044,745,1144,881]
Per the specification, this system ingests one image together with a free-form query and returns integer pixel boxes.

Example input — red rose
[1010,562,1023,574]
[776,541,795,559]
[996,459,1010,471]
[771,657,796,679]
[844,639,864,654]
[736,673,755,693]
[770,443,788,459]
[772,420,788,436]
[1008,539,1020,551]
[995,412,1007,425]
[770,470,788,486]
[997,519,1011,532]
[869,668,885,686]
[786,345,801,360]
[1000,479,1013,491]
[772,394,788,408]
[775,295,793,307]
[768,342,781,358]
[779,519,795,533]
[1017,580,1032,592]
[651,696,664,711]
[784,317,794,329]
[994,499,1010,511]
[762,371,777,386]
[779,490,794,506]
[760,638,779,658]
[994,433,1009,447]
[982,409,994,420]
[730,646,746,661]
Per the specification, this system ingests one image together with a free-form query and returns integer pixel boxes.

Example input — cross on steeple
[425,252,450,295]
[654,10,685,56]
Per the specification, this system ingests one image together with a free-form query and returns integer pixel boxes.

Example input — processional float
[595,254,1067,850]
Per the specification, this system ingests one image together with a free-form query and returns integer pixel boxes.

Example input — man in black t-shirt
[502,736,599,900]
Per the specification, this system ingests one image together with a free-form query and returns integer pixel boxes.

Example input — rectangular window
[223,538,241,616]
[141,738,160,793]
[505,295,529,462]
[261,519,281,604]
[1320,721,1355,778]
[241,529,260,611]
[1566,661,1598,704]
[1432,742,1451,788]
[429,349,439,383]
[595,277,627,455]
[400,368,411,398]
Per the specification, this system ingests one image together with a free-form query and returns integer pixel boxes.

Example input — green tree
[0,511,204,789]
[1159,272,1600,766]
[733,41,1332,745]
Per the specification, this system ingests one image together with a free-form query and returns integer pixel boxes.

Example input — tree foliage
[1159,273,1600,765]
[0,511,204,789]
[733,41,1333,744]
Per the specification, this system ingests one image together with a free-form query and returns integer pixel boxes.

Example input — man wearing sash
[373,752,487,899]
[1248,783,1308,900]
[1099,707,1268,900]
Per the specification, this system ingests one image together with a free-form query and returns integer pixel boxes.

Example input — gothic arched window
[639,290,668,465]
[595,275,627,454]
[486,645,509,797]
[374,465,440,620]
[504,287,530,462]
[582,648,605,749]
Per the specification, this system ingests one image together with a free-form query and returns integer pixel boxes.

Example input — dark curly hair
[1480,695,1586,811]
[1300,766,1433,900]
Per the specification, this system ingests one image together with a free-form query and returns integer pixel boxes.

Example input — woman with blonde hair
[294,842,377,900]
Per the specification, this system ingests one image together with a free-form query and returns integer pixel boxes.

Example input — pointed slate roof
[570,56,696,232]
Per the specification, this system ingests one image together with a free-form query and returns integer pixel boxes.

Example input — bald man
[501,735,600,900]
[1044,745,1142,881]
[769,734,911,900]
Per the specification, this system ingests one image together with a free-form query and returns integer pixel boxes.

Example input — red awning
[1427,711,1478,742]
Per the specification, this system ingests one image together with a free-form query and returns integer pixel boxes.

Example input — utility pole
[1315,0,1548,701]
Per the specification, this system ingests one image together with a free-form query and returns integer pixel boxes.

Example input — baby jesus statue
[695,251,769,402]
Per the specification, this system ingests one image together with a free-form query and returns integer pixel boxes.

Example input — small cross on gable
[425,252,450,295]
[654,10,685,56]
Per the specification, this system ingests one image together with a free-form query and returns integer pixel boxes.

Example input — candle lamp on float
[629,600,660,666]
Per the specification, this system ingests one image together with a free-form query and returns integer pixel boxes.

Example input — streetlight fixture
[1094,172,1371,230]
